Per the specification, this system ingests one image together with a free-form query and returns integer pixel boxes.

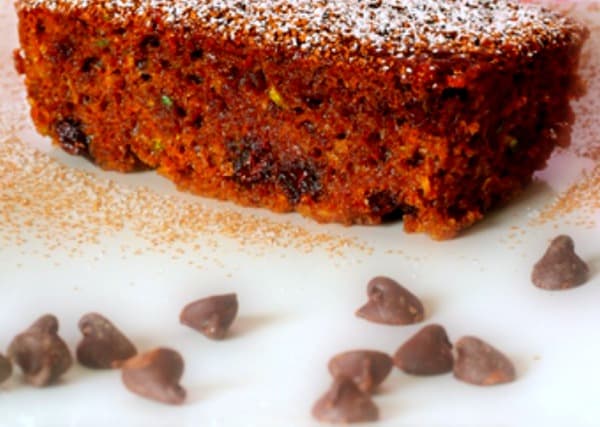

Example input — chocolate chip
[328,350,393,393]
[312,376,379,424]
[393,324,453,375]
[453,336,515,386]
[29,313,59,334]
[356,276,424,325]
[531,235,589,290]
[121,348,186,405]
[0,354,12,384]
[7,314,72,386]
[180,293,238,340]
[76,313,137,369]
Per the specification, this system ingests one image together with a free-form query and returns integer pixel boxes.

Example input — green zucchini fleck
[161,95,174,108]
[94,38,110,48]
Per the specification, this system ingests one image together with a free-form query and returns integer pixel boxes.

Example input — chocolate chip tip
[29,313,59,334]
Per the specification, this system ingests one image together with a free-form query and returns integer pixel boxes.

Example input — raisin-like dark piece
[366,131,381,144]
[227,66,240,80]
[174,106,187,118]
[405,149,425,167]
[391,204,418,221]
[305,97,323,109]
[277,160,322,205]
[140,35,160,49]
[191,115,204,128]
[55,118,89,156]
[35,21,45,35]
[395,117,407,127]
[383,147,392,161]
[366,190,397,216]
[366,191,416,222]
[441,88,469,102]
[447,204,467,221]
[54,40,74,61]
[246,69,267,92]
[81,57,99,73]
[513,73,525,85]
[186,74,203,84]
[378,101,392,116]
[190,49,204,61]
[227,138,273,185]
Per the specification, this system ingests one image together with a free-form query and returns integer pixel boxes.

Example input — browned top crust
[14,0,587,68]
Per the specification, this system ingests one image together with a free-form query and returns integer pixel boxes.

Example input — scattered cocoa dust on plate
[528,2,600,229]
[0,130,372,266]
[0,129,372,268]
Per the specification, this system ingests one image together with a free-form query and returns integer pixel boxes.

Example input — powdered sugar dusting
[15,0,585,61]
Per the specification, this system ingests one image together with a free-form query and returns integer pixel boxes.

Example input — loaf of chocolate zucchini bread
[14,0,588,239]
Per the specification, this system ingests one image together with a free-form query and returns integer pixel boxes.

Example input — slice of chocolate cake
[14,0,588,239]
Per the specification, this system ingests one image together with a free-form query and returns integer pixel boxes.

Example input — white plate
[1,1,600,426]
